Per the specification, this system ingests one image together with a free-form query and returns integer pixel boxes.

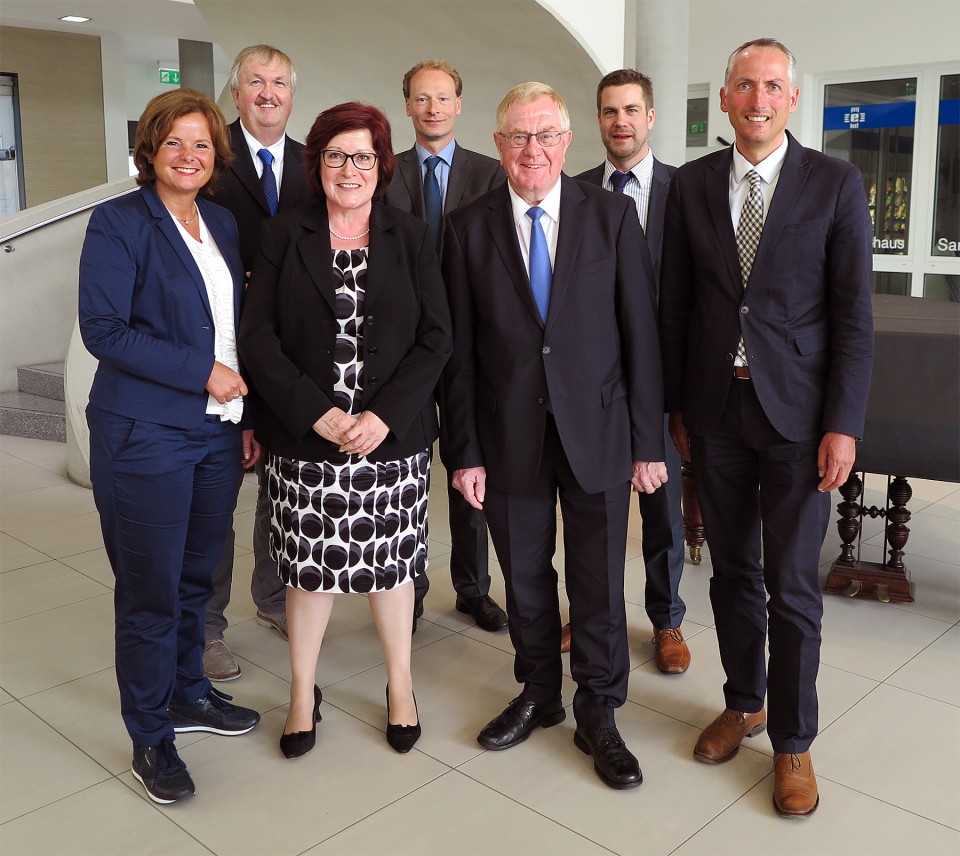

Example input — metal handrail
[1,186,137,245]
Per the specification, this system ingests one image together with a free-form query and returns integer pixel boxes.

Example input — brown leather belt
[733,366,752,379]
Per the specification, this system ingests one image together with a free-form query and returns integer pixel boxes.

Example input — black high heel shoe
[279,685,322,759]
[385,685,421,753]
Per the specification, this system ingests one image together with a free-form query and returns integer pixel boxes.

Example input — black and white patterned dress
[265,248,430,593]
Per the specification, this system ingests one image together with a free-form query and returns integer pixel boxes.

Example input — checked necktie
[257,148,279,216]
[734,169,763,364]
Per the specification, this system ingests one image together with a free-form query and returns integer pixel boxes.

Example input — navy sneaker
[131,738,195,804]
[168,687,260,736]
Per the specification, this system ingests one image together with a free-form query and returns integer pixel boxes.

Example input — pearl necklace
[329,226,370,241]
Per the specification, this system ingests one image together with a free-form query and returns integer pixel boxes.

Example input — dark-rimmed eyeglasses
[321,150,379,170]
[497,130,568,148]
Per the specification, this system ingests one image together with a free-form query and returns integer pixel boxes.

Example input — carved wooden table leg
[680,458,705,565]
[824,473,915,603]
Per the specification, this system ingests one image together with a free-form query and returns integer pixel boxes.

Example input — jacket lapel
[397,148,425,219]
[705,148,743,295]
[484,185,542,326]
[445,145,469,213]
[296,203,337,312]
[364,204,401,314]
[278,135,305,213]
[545,174,584,334]
[199,198,246,327]
[645,159,670,261]
[230,121,271,216]
[143,187,213,324]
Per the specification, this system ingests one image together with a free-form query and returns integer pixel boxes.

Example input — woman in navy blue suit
[80,89,261,805]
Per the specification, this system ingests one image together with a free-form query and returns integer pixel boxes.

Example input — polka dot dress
[265,248,430,593]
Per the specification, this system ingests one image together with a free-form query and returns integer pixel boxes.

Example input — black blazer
[441,175,664,495]
[575,157,676,286]
[384,143,504,250]
[203,120,314,270]
[660,131,874,443]
[238,201,452,463]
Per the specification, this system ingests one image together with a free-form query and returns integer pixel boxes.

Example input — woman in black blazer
[239,102,451,758]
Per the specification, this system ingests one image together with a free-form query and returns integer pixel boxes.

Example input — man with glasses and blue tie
[385,59,507,635]
[441,82,666,790]
[201,44,313,682]
[569,70,690,676]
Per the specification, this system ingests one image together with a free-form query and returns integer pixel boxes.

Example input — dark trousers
[691,380,829,754]
[639,415,686,629]
[87,407,241,747]
[483,416,631,728]
[414,477,491,602]
[206,456,286,640]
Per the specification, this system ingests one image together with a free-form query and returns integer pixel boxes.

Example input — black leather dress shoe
[477,696,565,750]
[573,726,642,790]
[455,594,508,632]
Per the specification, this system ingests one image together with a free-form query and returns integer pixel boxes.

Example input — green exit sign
[688,121,707,134]
[159,68,181,85]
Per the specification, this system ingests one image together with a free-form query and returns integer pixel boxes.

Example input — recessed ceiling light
[60,15,91,23]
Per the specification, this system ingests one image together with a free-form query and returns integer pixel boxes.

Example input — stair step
[17,362,65,401]
[0,391,67,442]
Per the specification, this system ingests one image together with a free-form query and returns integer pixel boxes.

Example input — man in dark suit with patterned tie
[660,38,873,817]
[202,44,313,681]
[384,59,508,634]
[442,82,667,789]
[571,69,689,675]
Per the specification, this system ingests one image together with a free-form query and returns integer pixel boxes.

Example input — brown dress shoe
[560,623,572,654]
[652,627,691,674]
[694,708,766,763]
[773,751,819,817]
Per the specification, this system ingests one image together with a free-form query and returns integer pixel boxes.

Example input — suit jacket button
[725,352,734,361]
[740,305,749,314]
[542,346,551,355]
[537,396,545,404]
[368,346,378,354]
[369,376,378,385]
[366,315,374,324]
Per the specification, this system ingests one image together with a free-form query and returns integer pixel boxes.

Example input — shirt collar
[731,134,789,186]
[603,148,654,188]
[415,139,457,167]
[507,176,562,226]
[239,121,285,165]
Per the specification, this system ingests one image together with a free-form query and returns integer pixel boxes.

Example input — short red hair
[303,102,396,201]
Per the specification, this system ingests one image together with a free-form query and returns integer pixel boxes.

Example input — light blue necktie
[257,148,279,216]
[526,206,552,323]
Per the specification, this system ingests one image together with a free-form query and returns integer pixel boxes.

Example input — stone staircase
[0,363,66,441]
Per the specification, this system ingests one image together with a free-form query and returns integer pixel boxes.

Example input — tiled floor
[1,433,958,855]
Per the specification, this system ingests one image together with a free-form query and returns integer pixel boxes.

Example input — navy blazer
[441,175,664,495]
[79,186,247,430]
[575,157,676,287]
[238,200,452,463]
[203,120,314,271]
[660,131,874,443]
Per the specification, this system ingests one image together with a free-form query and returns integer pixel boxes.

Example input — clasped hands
[314,407,389,456]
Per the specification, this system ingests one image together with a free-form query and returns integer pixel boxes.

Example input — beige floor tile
[0,778,210,855]
[0,481,97,530]
[306,768,610,855]
[673,774,960,855]
[0,559,111,622]
[460,700,771,855]
[330,631,577,769]
[6,510,106,559]
[885,551,960,624]
[886,624,960,706]
[0,687,13,704]
[0,461,72,496]
[0,450,20,467]
[59,546,115,589]
[814,684,960,829]
[862,509,960,566]
[0,702,111,823]
[123,705,449,855]
[234,469,260,513]
[0,436,68,463]
[821,595,953,681]
[0,532,50,572]
[0,593,114,697]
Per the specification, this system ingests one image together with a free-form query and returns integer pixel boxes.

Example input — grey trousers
[205,457,285,641]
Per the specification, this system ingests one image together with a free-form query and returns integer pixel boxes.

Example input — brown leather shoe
[652,627,691,674]
[773,751,819,817]
[694,708,766,763]
[560,623,571,654]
